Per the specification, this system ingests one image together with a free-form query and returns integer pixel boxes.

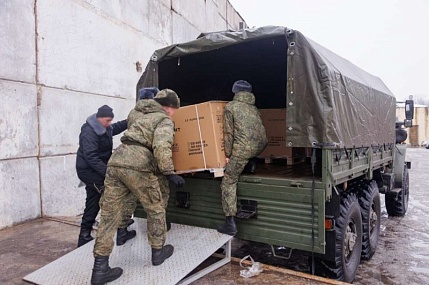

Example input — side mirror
[405,100,414,120]
[404,119,413,128]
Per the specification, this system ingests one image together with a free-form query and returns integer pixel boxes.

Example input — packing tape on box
[194,105,207,169]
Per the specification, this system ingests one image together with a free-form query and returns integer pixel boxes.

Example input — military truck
[135,26,414,282]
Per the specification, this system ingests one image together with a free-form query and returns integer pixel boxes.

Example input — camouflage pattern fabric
[94,97,177,256]
[223,91,268,159]
[120,194,137,229]
[220,156,248,216]
[98,191,137,229]
[94,167,170,256]
[221,91,267,216]
[107,99,175,175]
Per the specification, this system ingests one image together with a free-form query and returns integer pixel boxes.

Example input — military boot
[90,256,123,285]
[77,228,93,247]
[127,218,134,227]
[152,245,174,266]
[216,216,237,236]
[116,228,137,246]
[243,158,257,174]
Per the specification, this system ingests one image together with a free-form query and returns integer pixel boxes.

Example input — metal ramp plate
[24,218,232,285]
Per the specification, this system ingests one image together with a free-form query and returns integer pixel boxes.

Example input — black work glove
[167,174,185,188]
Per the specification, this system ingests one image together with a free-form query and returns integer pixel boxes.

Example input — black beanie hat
[232,80,252,93]
[138,87,160,100]
[154,89,180,109]
[96,105,114,118]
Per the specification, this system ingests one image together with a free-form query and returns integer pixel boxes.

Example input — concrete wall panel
[148,0,173,45]
[1,0,246,228]
[37,0,163,98]
[172,13,201,44]
[172,0,206,31]
[206,0,227,32]
[83,0,150,37]
[40,155,85,217]
[0,1,36,83]
[0,158,40,229]
[217,0,227,20]
[226,1,242,30]
[158,0,171,9]
[0,81,38,160]
[39,87,134,156]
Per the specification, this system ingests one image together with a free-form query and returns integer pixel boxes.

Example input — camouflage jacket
[108,99,175,175]
[224,91,268,159]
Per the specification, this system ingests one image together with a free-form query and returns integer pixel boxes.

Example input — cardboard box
[259,108,310,165]
[259,109,289,158]
[172,101,227,176]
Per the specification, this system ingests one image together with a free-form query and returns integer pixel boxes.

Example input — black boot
[216,216,237,236]
[116,228,137,246]
[243,158,257,174]
[167,222,171,232]
[127,218,134,227]
[152,245,174,266]
[77,228,93,247]
[91,256,123,285]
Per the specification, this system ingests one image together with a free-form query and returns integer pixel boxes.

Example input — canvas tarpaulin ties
[194,105,207,169]
[239,255,263,278]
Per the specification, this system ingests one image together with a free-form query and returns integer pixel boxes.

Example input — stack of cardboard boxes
[172,103,307,175]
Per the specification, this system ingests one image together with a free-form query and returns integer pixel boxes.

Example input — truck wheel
[385,165,409,216]
[315,193,362,282]
[358,181,381,260]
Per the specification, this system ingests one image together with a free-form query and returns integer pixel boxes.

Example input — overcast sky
[228,0,429,101]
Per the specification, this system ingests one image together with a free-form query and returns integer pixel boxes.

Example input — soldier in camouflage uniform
[217,80,268,236]
[90,89,184,285]
[116,87,161,237]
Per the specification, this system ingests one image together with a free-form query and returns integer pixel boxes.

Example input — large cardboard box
[259,109,289,158]
[259,108,309,164]
[172,101,227,176]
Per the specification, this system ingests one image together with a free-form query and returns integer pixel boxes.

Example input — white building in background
[396,103,429,146]
[0,0,246,229]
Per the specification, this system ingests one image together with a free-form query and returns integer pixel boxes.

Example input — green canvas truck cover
[137,26,396,148]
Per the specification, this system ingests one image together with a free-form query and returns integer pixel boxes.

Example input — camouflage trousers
[220,156,248,216]
[100,191,137,229]
[94,166,170,257]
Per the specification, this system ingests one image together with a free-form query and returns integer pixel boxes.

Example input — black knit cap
[138,87,160,100]
[96,105,114,118]
[154,89,180,109]
[232,80,252,93]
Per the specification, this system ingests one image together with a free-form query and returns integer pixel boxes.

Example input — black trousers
[77,168,105,230]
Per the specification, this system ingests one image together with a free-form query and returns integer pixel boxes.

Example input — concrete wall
[0,0,246,229]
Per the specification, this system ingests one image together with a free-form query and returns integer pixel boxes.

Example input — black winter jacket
[76,114,127,177]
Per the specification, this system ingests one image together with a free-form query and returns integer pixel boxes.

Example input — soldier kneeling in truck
[217,80,268,236]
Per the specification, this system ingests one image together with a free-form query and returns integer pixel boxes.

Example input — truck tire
[358,181,381,260]
[314,193,362,282]
[386,165,409,216]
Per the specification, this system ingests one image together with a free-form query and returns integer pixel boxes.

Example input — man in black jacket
[76,105,135,247]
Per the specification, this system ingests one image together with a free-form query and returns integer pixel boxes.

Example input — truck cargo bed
[247,159,322,181]
[182,158,322,182]
[136,159,326,254]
